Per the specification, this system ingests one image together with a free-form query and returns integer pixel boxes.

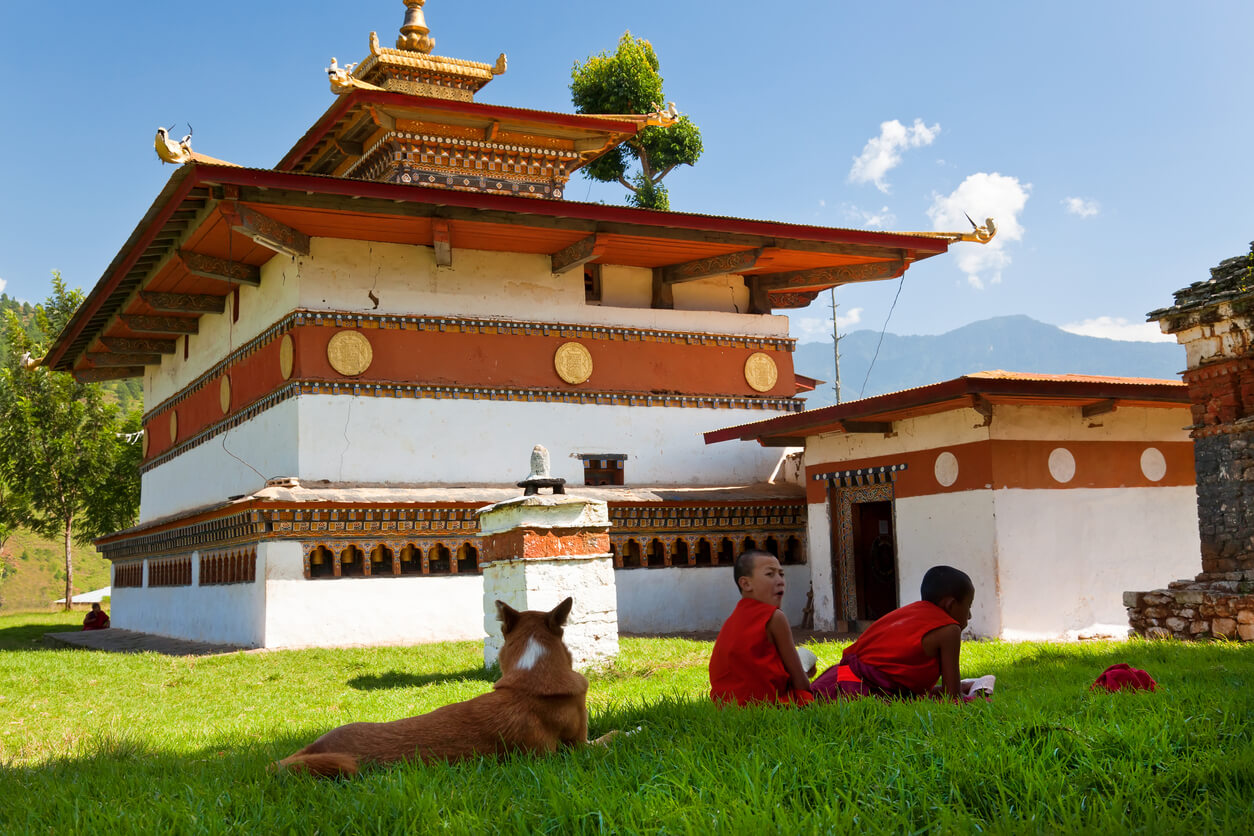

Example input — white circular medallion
[934,451,959,487]
[1140,447,1167,482]
[1048,447,1076,484]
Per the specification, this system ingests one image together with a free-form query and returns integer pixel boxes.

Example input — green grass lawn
[1,611,1252,834]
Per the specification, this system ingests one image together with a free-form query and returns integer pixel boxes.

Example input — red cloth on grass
[710,598,813,706]
[1091,663,1156,692]
[812,600,958,699]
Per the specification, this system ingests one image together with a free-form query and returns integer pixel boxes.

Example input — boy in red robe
[709,549,814,706]
[82,603,110,631]
[811,565,974,701]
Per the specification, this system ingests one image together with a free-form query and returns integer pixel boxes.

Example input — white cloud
[1060,316,1175,343]
[792,307,864,343]
[818,199,826,208]
[848,119,940,193]
[926,172,1031,289]
[1063,196,1100,218]
[842,203,897,229]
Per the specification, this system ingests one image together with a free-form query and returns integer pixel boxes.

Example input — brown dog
[274,597,600,778]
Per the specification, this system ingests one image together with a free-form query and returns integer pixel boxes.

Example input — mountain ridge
[794,315,1184,409]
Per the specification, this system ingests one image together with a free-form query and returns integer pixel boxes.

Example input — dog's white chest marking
[515,636,547,671]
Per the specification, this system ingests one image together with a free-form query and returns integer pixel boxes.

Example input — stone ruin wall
[1126,243,1254,640]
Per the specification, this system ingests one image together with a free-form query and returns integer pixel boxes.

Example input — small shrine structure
[707,372,1199,639]
[1126,243,1254,640]
[43,1,980,647]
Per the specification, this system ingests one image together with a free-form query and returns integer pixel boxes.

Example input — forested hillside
[0,529,111,611]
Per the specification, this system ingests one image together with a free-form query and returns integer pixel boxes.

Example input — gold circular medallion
[327,330,373,377]
[169,411,179,443]
[219,376,231,414]
[744,352,778,393]
[554,342,593,385]
[279,334,294,380]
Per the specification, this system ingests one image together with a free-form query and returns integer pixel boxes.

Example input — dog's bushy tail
[273,752,360,778]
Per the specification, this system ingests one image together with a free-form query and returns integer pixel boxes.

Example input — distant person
[82,603,110,631]
[812,565,976,701]
[709,549,814,706]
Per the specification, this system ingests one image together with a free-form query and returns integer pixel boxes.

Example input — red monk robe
[812,600,957,699]
[710,598,814,706]
[82,608,110,631]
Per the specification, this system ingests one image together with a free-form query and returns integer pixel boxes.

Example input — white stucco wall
[109,550,267,646]
[805,407,990,465]
[296,396,785,487]
[295,239,785,338]
[989,403,1192,443]
[614,563,811,632]
[894,492,1001,637]
[805,501,837,630]
[261,541,484,648]
[139,398,300,522]
[991,486,1201,639]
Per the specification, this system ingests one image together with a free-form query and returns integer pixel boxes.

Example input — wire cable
[858,273,906,399]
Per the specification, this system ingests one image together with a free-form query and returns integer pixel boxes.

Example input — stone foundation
[1125,572,1254,640]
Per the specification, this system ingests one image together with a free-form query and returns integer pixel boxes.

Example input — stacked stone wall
[1192,428,1254,575]
[1125,581,1254,640]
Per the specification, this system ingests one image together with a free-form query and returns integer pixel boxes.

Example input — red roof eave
[47,163,950,372]
[277,89,644,172]
[704,375,1189,445]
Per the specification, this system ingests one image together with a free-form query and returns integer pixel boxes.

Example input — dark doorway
[853,501,898,620]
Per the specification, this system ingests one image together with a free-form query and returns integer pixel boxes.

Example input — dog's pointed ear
[496,600,521,635]
[548,597,574,630]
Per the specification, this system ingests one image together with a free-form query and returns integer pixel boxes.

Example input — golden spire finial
[397,0,435,53]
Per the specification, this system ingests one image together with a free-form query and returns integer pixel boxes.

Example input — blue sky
[2,0,1251,344]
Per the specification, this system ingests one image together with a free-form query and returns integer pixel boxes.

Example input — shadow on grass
[347,667,496,691]
[0,615,83,651]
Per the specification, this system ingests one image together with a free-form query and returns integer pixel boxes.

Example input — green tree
[570,32,704,211]
[0,273,142,610]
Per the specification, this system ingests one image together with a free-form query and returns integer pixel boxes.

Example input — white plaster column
[477,494,619,670]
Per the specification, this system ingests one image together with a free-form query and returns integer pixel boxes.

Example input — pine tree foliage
[570,33,703,211]
[0,272,142,609]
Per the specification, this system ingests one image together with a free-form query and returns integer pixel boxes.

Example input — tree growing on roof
[0,273,141,610]
[570,32,703,211]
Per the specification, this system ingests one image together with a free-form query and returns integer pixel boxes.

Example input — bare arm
[920,624,963,700]
[766,610,812,694]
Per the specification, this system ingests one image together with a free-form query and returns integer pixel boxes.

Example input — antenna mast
[830,288,842,404]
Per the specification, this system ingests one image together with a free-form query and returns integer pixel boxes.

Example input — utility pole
[830,288,842,404]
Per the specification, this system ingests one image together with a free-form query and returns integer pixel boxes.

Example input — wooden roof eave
[46,164,953,375]
[704,376,1190,446]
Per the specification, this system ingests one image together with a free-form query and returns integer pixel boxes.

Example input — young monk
[811,565,974,701]
[709,549,814,706]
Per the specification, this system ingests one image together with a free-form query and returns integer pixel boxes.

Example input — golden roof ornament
[396,0,435,53]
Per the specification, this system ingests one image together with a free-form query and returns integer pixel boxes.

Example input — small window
[584,264,602,304]
[579,453,625,486]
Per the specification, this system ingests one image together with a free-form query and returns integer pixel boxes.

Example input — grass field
[1,611,1252,834]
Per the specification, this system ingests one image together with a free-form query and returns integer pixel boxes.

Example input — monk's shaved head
[733,549,775,590]
[920,565,974,604]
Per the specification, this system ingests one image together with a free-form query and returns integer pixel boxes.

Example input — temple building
[44,1,982,647]
[707,372,1201,639]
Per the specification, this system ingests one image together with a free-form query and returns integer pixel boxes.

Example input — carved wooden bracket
[74,366,145,382]
[177,250,262,287]
[755,259,906,291]
[1082,399,1118,418]
[100,337,178,354]
[86,352,163,367]
[121,315,199,335]
[432,219,452,267]
[220,202,310,257]
[140,291,227,314]
[550,233,605,275]
[662,248,763,285]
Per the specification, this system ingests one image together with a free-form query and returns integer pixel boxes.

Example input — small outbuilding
[706,371,1200,639]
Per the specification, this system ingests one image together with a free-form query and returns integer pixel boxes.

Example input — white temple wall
[613,563,812,632]
[139,399,300,522]
[262,539,485,648]
[295,239,786,338]
[145,254,300,405]
[894,491,1001,638]
[806,500,837,630]
[988,404,1193,442]
[295,395,786,486]
[805,408,990,464]
[109,550,267,646]
[991,486,1201,640]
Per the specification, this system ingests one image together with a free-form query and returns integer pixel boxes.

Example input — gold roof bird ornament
[153,124,242,167]
[155,124,194,164]
[327,57,384,95]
